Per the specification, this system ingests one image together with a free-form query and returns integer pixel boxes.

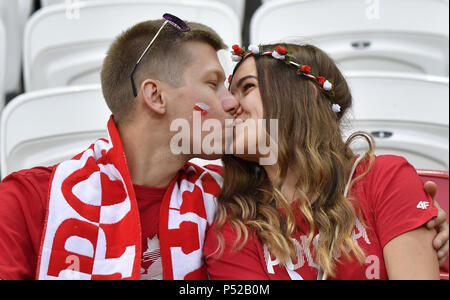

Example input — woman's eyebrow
[233,75,258,90]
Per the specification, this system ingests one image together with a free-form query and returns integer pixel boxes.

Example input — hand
[424,181,449,267]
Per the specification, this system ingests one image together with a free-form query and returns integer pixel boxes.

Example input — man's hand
[424,181,449,267]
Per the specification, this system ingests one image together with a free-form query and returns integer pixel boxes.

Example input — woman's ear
[141,79,167,115]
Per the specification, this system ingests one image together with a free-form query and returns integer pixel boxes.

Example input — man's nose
[221,89,241,117]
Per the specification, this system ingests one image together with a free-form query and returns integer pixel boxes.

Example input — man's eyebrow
[205,69,225,80]
[234,75,258,89]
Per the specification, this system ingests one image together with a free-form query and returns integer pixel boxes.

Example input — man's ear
[141,79,167,115]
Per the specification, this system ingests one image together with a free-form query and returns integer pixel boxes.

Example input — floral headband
[230,44,341,113]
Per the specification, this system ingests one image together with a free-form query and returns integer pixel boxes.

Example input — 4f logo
[417,201,430,210]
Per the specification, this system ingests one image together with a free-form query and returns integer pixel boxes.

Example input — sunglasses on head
[130,13,190,97]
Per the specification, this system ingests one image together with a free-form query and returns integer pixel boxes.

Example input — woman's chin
[229,139,262,163]
[232,153,261,163]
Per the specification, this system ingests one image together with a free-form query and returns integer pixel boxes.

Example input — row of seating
[0,0,34,106]
[40,0,247,23]
[23,0,241,92]
[1,0,449,99]
[1,72,448,178]
[252,0,449,76]
[0,0,244,102]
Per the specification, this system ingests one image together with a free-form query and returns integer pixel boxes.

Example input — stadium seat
[41,0,246,24]
[0,0,33,95]
[40,0,90,5]
[417,169,449,280]
[0,85,111,179]
[215,0,245,24]
[16,0,34,25]
[342,72,449,171]
[250,0,449,76]
[0,19,5,111]
[25,0,241,91]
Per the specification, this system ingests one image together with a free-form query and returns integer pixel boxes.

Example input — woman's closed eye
[242,82,255,93]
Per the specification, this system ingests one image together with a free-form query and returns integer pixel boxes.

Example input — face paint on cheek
[194,102,210,116]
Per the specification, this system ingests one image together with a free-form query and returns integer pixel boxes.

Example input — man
[0,17,448,280]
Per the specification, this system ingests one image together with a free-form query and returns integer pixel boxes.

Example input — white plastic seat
[0,85,111,179]
[25,0,241,92]
[342,72,449,170]
[250,0,449,76]
[40,0,86,5]
[0,19,5,111]
[41,0,246,24]
[215,0,245,24]
[0,0,33,94]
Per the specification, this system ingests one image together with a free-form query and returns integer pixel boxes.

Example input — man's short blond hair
[101,20,226,123]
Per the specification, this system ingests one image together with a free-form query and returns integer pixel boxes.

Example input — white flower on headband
[272,45,288,60]
[272,51,285,60]
[323,80,333,91]
[231,54,242,62]
[332,104,341,113]
[248,44,260,54]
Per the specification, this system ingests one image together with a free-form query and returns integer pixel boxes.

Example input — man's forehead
[204,67,226,78]
[183,40,219,57]
[183,41,222,61]
[186,58,225,79]
[174,41,225,83]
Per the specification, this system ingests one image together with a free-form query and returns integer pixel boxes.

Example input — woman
[204,43,443,280]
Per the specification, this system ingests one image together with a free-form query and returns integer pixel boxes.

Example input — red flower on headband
[232,44,243,55]
[228,74,233,84]
[301,65,311,73]
[275,46,287,55]
[317,76,326,85]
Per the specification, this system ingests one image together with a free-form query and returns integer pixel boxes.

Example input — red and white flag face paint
[194,103,210,116]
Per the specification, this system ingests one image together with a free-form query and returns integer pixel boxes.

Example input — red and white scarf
[36,116,222,280]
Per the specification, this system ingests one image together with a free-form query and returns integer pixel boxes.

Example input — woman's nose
[221,89,241,117]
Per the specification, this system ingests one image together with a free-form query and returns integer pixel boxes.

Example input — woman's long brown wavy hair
[212,43,375,278]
